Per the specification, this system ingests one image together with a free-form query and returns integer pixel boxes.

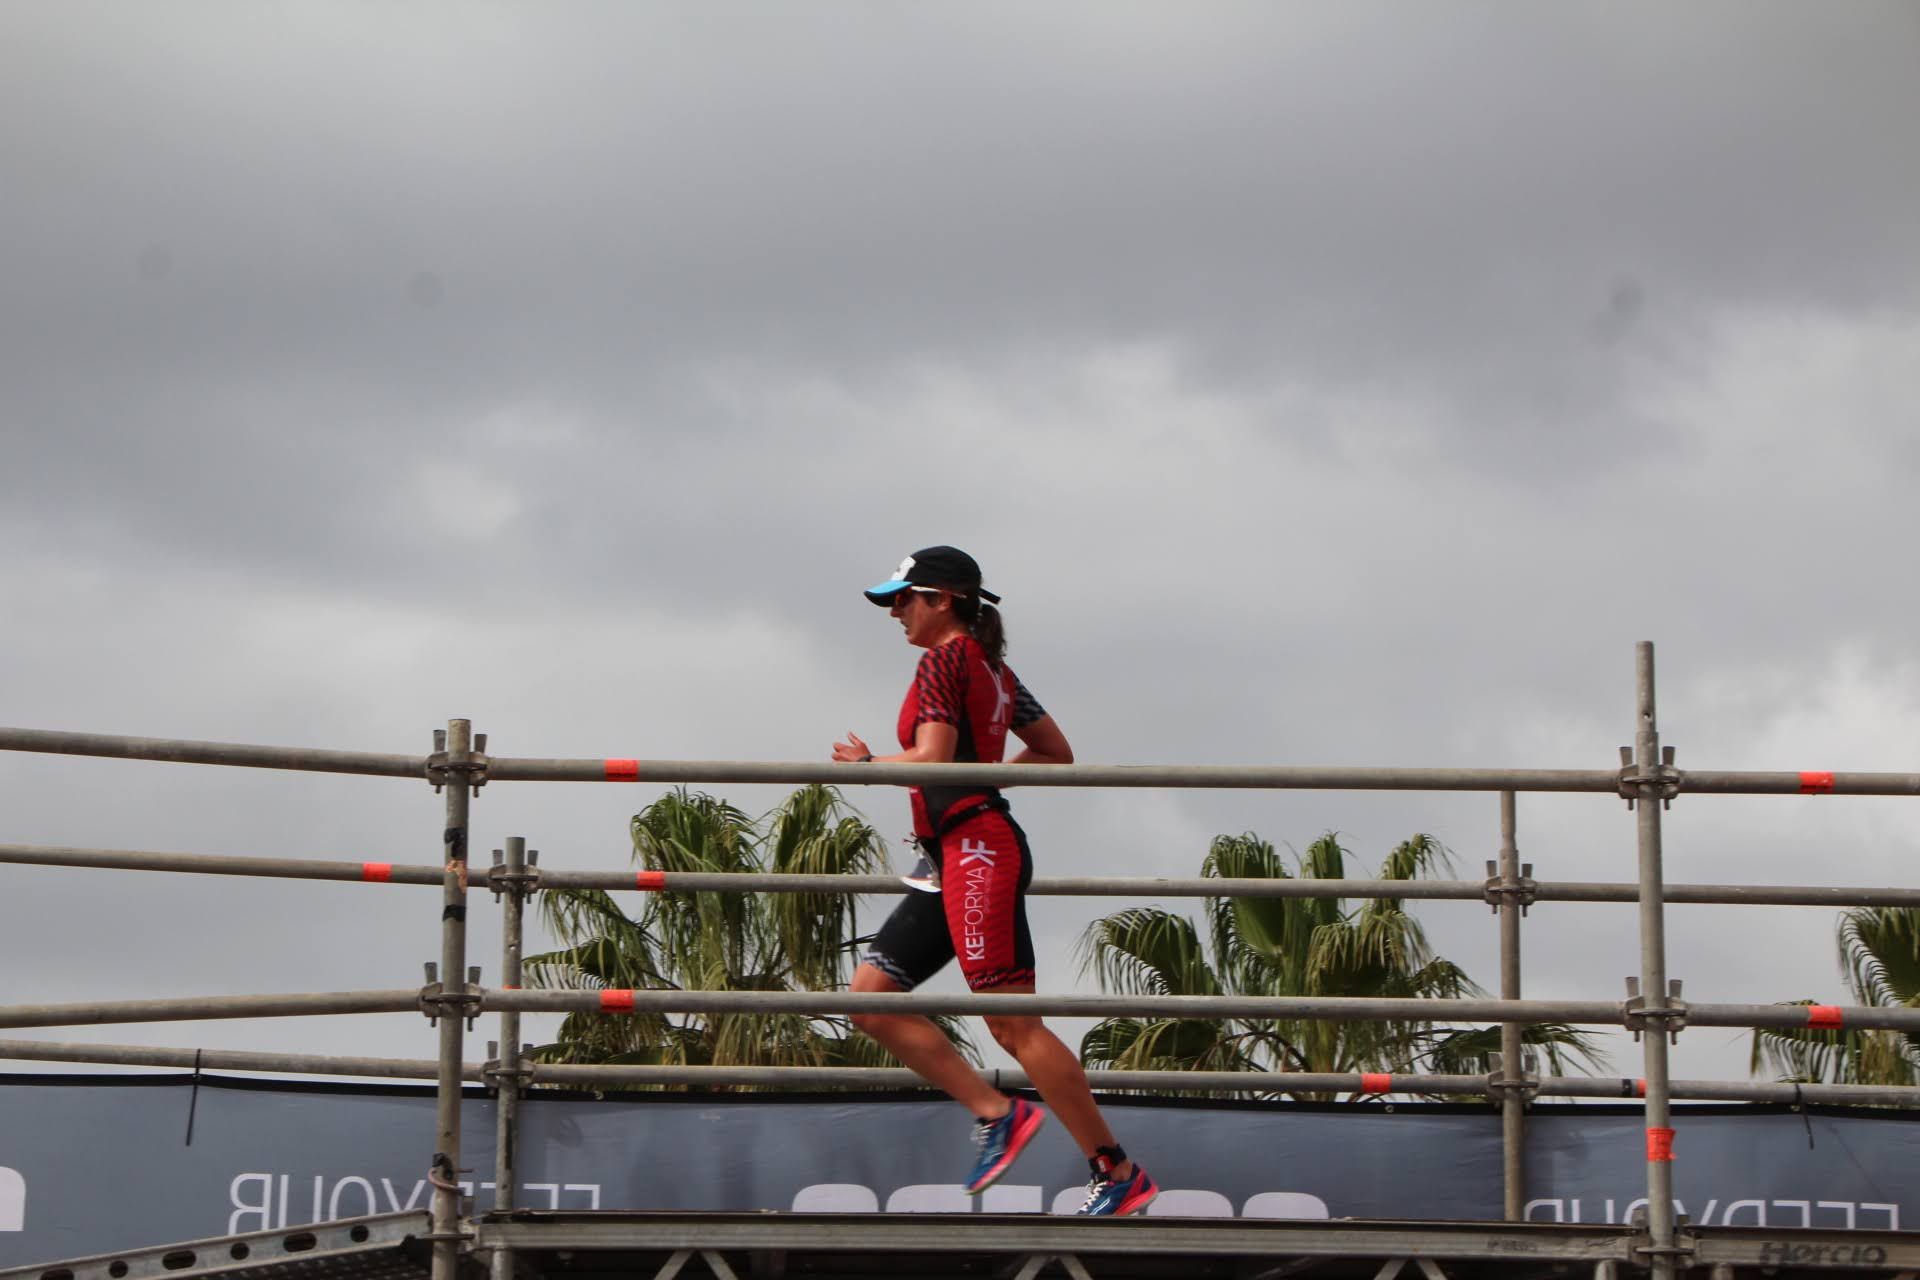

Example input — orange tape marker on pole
[605,759,641,782]
[1360,1073,1392,1095]
[361,862,393,883]
[599,990,636,1013]
[1798,771,1835,795]
[1635,1079,1647,1098]
[635,870,667,892]
[1646,1127,1676,1162]
[1807,1005,1845,1029]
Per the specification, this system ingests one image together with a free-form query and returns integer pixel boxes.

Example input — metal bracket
[1487,1052,1540,1103]
[426,729,491,796]
[1622,977,1689,1043]
[1482,860,1537,915]
[1631,1239,1697,1262]
[420,962,485,1029]
[653,1249,741,1280]
[1372,1258,1450,1280]
[483,1041,536,1091]
[1617,745,1680,810]
[486,860,542,900]
[1009,1254,1095,1280]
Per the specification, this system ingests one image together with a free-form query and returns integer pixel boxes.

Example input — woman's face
[889,588,953,648]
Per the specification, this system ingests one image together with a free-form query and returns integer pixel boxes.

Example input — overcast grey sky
[4,2,1919,1091]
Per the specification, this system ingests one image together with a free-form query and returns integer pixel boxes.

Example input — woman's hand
[832,731,873,763]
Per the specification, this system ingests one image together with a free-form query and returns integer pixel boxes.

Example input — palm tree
[1078,832,1604,1099]
[1750,906,1920,1086]
[524,785,977,1083]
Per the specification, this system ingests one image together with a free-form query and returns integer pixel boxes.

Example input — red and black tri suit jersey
[896,634,1046,838]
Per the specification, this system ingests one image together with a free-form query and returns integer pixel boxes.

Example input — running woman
[832,545,1157,1217]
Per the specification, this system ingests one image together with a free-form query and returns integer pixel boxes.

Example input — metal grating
[0,1214,441,1280]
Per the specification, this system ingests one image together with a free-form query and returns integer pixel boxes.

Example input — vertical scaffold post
[1632,645,1677,1280]
[1496,790,1526,1221]
[490,836,528,1280]
[431,720,473,1280]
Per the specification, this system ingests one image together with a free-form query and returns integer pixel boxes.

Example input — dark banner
[2,1076,1914,1267]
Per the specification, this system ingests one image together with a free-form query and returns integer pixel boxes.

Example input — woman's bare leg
[848,962,1009,1120]
[982,989,1135,1180]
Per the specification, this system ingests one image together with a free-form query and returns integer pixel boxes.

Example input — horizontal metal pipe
[11,986,1912,1034]
[1540,882,1920,907]
[13,845,1920,911]
[1685,1002,1920,1030]
[8,725,1920,798]
[493,989,1920,1031]
[1680,770,1920,796]
[0,991,421,1030]
[1549,1077,1920,1106]
[0,844,444,884]
[493,757,1626,791]
[5,1038,1915,1106]
[494,757,1920,796]
[493,988,1629,1023]
[541,870,1503,899]
[0,1038,464,1080]
[0,726,424,779]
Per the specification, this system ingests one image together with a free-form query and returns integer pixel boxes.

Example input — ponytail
[951,594,1006,668]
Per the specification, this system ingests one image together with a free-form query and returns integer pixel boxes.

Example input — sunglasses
[889,586,946,608]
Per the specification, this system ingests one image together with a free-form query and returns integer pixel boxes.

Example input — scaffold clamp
[486,857,542,900]
[426,729,491,796]
[1622,977,1689,1042]
[1487,1052,1540,1103]
[420,962,485,1028]
[483,1041,536,1091]
[1617,745,1681,810]
[1631,1229,1698,1263]
[1482,861,1537,914]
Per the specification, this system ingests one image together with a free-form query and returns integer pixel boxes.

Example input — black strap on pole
[184,1048,204,1146]
[1793,1083,1815,1149]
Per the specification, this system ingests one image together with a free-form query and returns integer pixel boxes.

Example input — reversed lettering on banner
[227,1173,601,1234]
[1522,1197,1899,1230]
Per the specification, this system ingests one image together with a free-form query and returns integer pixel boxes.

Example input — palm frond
[1076,907,1221,997]
[761,785,889,989]
[1840,908,1920,1010]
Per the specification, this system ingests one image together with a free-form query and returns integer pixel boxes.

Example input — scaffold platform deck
[10,1211,1920,1280]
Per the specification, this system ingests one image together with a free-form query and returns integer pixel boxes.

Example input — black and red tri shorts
[864,803,1035,992]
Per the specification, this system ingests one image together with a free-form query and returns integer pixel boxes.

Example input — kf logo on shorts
[958,839,997,962]
[957,838,997,867]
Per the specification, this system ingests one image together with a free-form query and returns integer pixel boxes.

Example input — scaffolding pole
[429,721,475,1280]
[10,842,1920,909]
[0,726,425,778]
[1495,790,1527,1221]
[1632,644,1678,1280]
[3,986,1916,1031]
[487,837,528,1280]
[6,1036,1919,1106]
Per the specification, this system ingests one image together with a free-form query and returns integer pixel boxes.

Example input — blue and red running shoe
[1075,1163,1159,1216]
[965,1096,1045,1194]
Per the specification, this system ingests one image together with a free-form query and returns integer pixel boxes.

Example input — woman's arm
[1008,714,1073,766]
[832,722,959,765]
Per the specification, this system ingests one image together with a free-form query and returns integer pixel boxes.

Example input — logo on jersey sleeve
[987,667,1013,732]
